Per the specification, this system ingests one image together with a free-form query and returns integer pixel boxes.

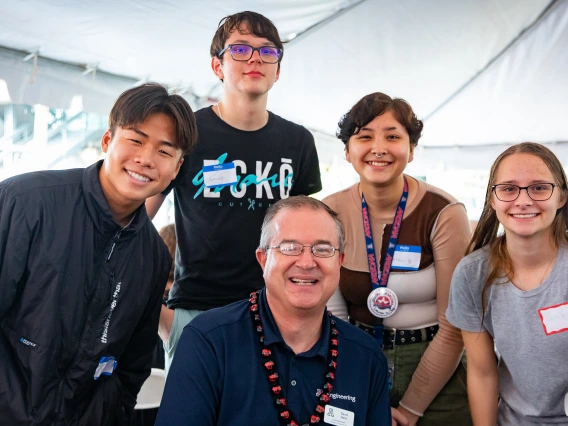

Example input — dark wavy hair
[210,11,284,70]
[337,92,423,148]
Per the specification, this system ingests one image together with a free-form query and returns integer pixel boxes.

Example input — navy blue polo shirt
[156,289,391,426]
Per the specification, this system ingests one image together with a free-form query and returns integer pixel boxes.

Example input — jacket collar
[82,160,149,236]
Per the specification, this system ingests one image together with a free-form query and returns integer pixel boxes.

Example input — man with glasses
[155,196,391,426]
[146,11,322,371]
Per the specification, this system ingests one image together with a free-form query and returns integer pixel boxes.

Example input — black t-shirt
[165,107,322,310]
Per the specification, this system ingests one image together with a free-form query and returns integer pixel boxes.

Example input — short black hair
[109,83,198,155]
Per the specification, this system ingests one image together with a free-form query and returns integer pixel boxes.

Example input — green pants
[385,340,472,426]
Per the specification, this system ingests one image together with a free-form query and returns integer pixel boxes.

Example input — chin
[288,295,322,311]
[119,188,153,204]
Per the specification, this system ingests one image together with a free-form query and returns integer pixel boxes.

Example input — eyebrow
[278,239,335,246]
[125,126,177,149]
[495,180,553,185]
[231,39,276,47]
[359,125,400,132]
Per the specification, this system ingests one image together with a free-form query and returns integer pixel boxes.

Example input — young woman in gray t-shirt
[447,142,568,425]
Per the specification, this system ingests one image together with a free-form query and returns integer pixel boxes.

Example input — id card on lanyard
[361,177,408,346]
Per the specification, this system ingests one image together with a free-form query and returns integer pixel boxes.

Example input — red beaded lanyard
[249,291,339,425]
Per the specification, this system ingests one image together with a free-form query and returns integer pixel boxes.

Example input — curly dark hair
[337,92,423,148]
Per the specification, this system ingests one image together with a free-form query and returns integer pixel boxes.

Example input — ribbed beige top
[323,176,471,415]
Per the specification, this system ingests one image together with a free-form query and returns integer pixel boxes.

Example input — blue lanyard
[361,177,408,343]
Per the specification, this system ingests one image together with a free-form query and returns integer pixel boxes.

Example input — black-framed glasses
[267,242,339,258]
[492,183,556,202]
[218,44,282,64]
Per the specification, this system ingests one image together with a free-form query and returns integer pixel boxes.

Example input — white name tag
[539,302,568,335]
[324,404,354,426]
[391,245,421,270]
[203,162,237,188]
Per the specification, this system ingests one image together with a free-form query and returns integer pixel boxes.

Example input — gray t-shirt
[447,245,568,425]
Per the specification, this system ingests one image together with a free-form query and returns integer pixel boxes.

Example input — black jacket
[0,161,171,425]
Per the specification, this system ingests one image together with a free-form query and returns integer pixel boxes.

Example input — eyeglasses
[492,183,556,202]
[267,242,339,258]
[218,44,282,64]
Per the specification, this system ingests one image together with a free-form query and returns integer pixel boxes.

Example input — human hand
[395,405,419,426]
[391,407,409,426]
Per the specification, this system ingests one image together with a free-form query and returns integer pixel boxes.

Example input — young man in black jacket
[0,83,197,425]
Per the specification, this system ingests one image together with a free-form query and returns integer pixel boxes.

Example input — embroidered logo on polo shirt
[316,389,356,403]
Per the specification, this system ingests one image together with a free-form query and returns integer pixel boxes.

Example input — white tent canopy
[1,0,567,166]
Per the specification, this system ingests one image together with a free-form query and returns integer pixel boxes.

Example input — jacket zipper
[51,229,123,423]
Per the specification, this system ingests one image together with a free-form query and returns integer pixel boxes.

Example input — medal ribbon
[361,177,409,345]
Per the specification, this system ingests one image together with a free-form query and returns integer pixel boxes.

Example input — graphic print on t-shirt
[191,153,294,206]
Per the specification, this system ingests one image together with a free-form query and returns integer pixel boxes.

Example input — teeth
[512,214,537,218]
[369,161,388,166]
[291,278,316,285]
[127,170,150,182]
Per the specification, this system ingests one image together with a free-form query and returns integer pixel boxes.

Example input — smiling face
[99,112,183,221]
[256,207,344,316]
[491,153,566,243]
[212,26,280,98]
[345,110,414,187]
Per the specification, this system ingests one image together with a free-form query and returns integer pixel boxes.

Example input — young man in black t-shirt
[146,11,322,370]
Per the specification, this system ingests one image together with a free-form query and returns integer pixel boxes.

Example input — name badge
[391,245,421,270]
[94,356,117,380]
[539,302,568,335]
[324,404,354,426]
[203,162,237,188]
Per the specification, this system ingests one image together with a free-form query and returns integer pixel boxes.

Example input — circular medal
[367,287,398,318]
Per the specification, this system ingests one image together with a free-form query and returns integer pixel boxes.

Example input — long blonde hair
[467,143,568,315]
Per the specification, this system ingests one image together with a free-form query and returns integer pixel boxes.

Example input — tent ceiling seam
[422,0,560,122]
[284,0,369,46]
[207,0,369,98]
[0,45,138,84]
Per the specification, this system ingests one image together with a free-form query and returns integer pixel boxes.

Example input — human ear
[101,130,112,153]
[256,248,267,271]
[211,57,224,81]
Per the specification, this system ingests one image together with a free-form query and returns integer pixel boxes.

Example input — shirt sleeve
[290,128,322,196]
[155,325,220,426]
[0,183,31,319]
[399,203,471,414]
[446,257,486,332]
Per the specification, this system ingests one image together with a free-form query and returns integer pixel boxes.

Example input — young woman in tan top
[323,93,472,426]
